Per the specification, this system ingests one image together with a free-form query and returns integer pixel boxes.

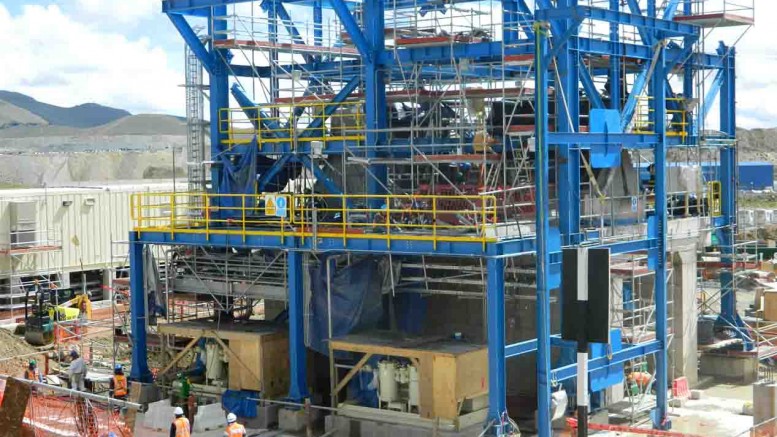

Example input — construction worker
[24,359,43,383]
[224,413,246,437]
[68,349,87,391]
[170,406,191,437]
[110,364,128,400]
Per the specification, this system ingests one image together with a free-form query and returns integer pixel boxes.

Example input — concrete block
[132,381,162,404]
[669,398,688,408]
[279,408,306,432]
[700,353,758,383]
[193,402,225,432]
[143,399,176,431]
[690,389,704,400]
[244,404,280,430]
[325,415,356,437]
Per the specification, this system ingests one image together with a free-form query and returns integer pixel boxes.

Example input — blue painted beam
[328,0,372,62]
[534,22,553,437]
[128,233,152,382]
[551,341,661,381]
[625,0,651,44]
[651,42,670,430]
[287,251,309,402]
[701,68,724,123]
[486,257,509,435]
[515,0,535,39]
[167,13,214,74]
[579,64,605,109]
[163,0,252,14]
[231,83,285,132]
[548,132,659,145]
[536,6,698,38]
[298,76,361,137]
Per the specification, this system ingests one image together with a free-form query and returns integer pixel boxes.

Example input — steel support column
[650,41,670,430]
[535,21,553,437]
[364,0,387,209]
[128,233,152,382]
[486,257,509,435]
[209,6,229,193]
[557,0,581,245]
[287,250,309,401]
[717,45,752,349]
[609,0,621,111]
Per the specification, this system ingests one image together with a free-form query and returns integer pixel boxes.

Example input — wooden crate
[764,291,777,321]
[330,333,487,421]
[159,320,289,398]
[228,333,289,398]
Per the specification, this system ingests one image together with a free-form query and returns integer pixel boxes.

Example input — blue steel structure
[126,0,751,435]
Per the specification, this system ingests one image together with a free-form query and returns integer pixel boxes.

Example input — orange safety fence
[23,392,132,437]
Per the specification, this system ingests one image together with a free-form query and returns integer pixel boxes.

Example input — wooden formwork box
[330,333,488,421]
[158,321,289,398]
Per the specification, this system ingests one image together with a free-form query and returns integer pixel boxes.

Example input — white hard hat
[227,413,237,423]
[174,407,184,416]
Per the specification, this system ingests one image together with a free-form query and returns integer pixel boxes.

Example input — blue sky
[0,0,775,128]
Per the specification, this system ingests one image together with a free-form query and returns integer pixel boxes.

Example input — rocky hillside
[737,128,777,162]
[0,92,187,187]
[0,90,130,128]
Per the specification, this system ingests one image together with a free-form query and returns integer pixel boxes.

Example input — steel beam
[651,41,670,431]
[536,6,698,38]
[287,251,309,402]
[534,22,553,437]
[128,234,152,382]
[328,0,372,62]
[486,257,509,435]
[167,13,214,74]
[209,6,229,193]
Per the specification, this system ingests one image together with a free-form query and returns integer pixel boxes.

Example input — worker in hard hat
[110,364,128,400]
[170,406,191,437]
[224,413,246,437]
[24,359,43,383]
[68,349,87,391]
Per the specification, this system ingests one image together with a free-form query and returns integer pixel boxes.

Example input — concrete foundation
[699,353,758,383]
[244,404,280,429]
[672,248,699,386]
[324,415,486,437]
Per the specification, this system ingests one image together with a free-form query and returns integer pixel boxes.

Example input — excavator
[24,284,91,346]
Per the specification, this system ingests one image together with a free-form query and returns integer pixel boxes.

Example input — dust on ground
[0,328,41,376]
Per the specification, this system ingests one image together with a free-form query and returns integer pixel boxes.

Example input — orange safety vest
[24,369,39,381]
[225,423,246,436]
[113,375,127,397]
[174,417,191,437]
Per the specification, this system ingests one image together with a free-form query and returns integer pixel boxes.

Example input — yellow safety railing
[632,96,688,140]
[131,192,499,246]
[707,180,722,217]
[219,100,365,147]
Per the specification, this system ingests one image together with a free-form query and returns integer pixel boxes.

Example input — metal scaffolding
[129,0,754,435]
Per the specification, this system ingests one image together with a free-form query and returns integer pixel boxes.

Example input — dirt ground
[0,328,40,377]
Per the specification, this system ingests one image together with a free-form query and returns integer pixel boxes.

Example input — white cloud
[0,4,183,115]
[75,0,160,24]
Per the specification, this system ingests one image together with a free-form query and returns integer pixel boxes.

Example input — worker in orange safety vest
[24,359,43,383]
[111,365,128,400]
[170,407,190,437]
[224,413,246,437]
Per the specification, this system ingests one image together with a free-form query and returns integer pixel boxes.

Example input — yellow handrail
[130,192,500,245]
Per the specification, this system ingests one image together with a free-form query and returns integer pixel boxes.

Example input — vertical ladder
[185,43,207,194]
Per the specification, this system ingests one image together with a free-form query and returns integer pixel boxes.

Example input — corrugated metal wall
[0,183,177,275]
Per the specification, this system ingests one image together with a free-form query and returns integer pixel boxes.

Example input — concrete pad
[193,403,225,432]
[699,354,758,383]
[691,389,705,400]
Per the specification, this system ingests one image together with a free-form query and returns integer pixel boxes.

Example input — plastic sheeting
[308,256,386,356]
[222,390,259,418]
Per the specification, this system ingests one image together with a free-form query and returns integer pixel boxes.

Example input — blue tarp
[222,390,259,418]
[308,256,385,356]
